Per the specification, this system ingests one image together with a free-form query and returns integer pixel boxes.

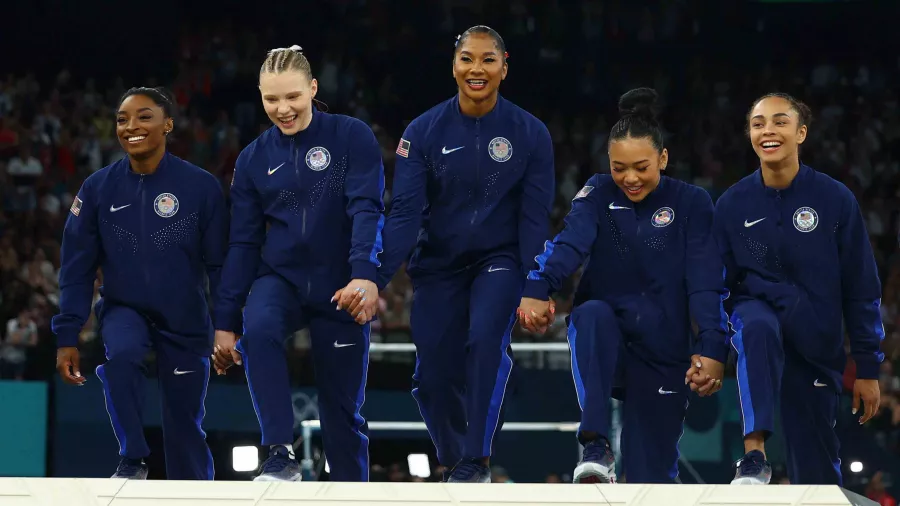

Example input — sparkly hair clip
[453,34,509,59]
[268,45,303,56]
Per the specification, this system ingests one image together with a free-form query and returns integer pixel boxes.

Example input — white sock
[271,444,295,459]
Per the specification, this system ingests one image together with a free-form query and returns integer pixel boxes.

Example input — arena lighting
[849,461,863,473]
[407,453,431,478]
[232,446,259,472]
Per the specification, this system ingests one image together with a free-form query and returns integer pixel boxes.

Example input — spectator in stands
[491,466,513,483]
[1,308,38,379]
[6,142,42,212]
[868,471,897,506]
[0,117,18,150]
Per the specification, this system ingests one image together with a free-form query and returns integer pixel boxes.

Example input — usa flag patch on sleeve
[574,185,594,199]
[396,138,411,158]
[70,196,83,216]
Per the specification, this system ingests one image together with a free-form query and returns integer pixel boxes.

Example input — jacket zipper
[471,118,481,225]
[139,175,150,286]
[291,139,306,240]
[292,137,312,296]
[775,190,787,279]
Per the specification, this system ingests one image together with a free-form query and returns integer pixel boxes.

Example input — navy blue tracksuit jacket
[215,110,384,332]
[53,152,226,351]
[52,152,227,480]
[215,108,384,482]
[379,94,555,282]
[379,94,555,466]
[523,174,729,365]
[714,163,884,486]
[523,174,728,483]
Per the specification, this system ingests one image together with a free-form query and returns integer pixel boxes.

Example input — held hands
[333,279,379,325]
[852,378,880,425]
[56,347,86,386]
[685,354,725,397]
[212,330,242,375]
[517,297,556,334]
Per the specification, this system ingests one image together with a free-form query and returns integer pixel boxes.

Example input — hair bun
[618,87,659,121]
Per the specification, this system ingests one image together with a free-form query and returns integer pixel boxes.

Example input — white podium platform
[0,479,878,506]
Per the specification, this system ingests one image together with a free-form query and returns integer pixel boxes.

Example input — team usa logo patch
[793,206,818,232]
[154,193,179,218]
[488,137,512,162]
[305,147,331,171]
[396,138,410,158]
[652,207,675,228]
[574,185,594,200]
[70,196,83,216]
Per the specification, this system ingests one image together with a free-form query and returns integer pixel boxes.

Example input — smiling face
[116,94,172,159]
[453,33,507,103]
[608,135,668,203]
[747,96,807,166]
[259,70,317,135]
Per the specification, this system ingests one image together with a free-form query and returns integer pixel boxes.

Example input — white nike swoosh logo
[487,266,510,273]
[658,387,676,395]
[744,218,766,228]
[609,203,630,210]
[110,204,131,212]
[813,379,827,387]
[173,368,194,375]
[268,162,286,175]
[333,341,356,348]
[442,146,464,154]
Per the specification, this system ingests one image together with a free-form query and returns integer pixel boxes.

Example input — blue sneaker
[573,440,616,484]
[447,458,491,483]
[111,458,148,479]
[254,446,302,482]
[731,450,772,485]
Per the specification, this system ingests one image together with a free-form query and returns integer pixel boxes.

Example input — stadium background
[1,0,899,501]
